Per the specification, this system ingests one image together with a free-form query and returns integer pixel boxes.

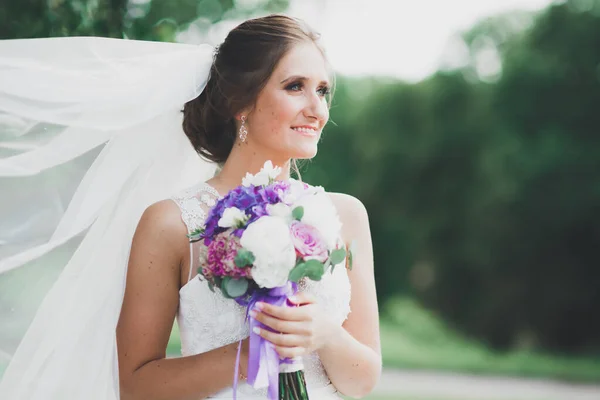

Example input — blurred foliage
[2,0,599,355]
[380,297,600,382]
[0,0,289,41]
[307,0,600,353]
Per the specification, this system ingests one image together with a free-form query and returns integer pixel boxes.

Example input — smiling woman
[182,15,334,168]
[0,14,380,400]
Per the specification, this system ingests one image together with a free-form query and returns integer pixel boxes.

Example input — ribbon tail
[245,285,299,400]
[268,344,280,400]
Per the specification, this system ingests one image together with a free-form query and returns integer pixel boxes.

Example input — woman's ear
[237,104,255,121]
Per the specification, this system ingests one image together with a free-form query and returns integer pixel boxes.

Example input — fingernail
[252,327,261,335]
[255,302,264,310]
[289,296,297,303]
[249,310,257,318]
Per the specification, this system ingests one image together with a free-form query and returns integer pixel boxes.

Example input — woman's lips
[291,126,319,137]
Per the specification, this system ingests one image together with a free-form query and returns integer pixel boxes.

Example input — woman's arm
[251,193,382,398]
[116,200,248,400]
[315,193,382,398]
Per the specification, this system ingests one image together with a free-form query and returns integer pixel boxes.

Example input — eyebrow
[280,75,331,87]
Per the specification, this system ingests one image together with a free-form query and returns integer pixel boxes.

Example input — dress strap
[171,182,221,284]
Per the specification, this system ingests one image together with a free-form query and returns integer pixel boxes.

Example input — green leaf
[186,227,204,243]
[289,259,326,282]
[288,262,307,283]
[348,240,356,271]
[292,206,304,221]
[224,277,249,298]
[235,248,255,268]
[304,259,325,281]
[220,277,234,299]
[329,248,346,266]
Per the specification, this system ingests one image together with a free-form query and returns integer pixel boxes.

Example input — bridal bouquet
[191,161,348,400]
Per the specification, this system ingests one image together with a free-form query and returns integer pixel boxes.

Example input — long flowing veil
[0,37,216,399]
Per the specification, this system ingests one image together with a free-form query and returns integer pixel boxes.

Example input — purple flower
[199,230,250,281]
[290,221,329,262]
[202,180,292,245]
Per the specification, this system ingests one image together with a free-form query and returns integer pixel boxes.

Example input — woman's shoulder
[327,192,368,217]
[327,192,370,243]
[137,178,217,241]
[138,200,188,243]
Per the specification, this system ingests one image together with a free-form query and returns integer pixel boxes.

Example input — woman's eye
[286,82,302,91]
[317,86,331,97]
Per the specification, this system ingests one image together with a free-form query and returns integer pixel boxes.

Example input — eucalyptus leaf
[348,240,357,271]
[288,262,307,283]
[329,248,346,266]
[304,259,325,281]
[224,278,249,298]
[292,206,304,221]
[220,277,234,299]
[235,248,255,268]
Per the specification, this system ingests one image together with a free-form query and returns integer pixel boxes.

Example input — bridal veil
[0,37,216,399]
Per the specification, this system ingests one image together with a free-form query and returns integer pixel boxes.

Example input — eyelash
[286,82,331,97]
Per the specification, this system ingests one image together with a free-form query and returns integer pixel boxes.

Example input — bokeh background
[2,0,600,399]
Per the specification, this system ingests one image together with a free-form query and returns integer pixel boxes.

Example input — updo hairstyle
[182,14,326,164]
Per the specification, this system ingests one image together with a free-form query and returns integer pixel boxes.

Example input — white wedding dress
[0,37,351,400]
[172,181,352,399]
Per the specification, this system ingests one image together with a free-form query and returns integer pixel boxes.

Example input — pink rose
[290,221,328,262]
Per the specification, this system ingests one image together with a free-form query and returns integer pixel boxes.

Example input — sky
[285,0,556,81]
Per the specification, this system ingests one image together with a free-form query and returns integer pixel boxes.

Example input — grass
[380,297,600,383]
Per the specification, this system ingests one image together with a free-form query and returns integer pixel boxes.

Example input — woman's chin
[291,145,318,160]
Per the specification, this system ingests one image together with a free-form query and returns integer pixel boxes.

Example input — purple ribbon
[232,282,298,400]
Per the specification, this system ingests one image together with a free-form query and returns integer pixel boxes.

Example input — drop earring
[239,116,248,143]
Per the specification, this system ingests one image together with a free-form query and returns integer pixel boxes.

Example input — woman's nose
[304,92,328,123]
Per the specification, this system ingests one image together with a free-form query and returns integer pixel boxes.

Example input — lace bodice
[171,181,351,399]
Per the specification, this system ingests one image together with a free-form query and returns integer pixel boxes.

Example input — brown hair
[182,14,331,165]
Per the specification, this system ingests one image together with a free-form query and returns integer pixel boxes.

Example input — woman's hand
[249,291,338,359]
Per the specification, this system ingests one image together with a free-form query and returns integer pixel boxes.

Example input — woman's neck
[208,145,292,193]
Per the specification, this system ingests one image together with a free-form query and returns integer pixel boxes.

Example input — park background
[1,0,599,399]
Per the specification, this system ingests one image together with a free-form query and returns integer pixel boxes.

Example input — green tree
[0,0,289,41]
[308,0,600,352]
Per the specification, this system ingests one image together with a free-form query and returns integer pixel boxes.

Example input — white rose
[241,160,282,187]
[218,207,247,228]
[282,178,309,205]
[266,203,292,222]
[292,190,342,249]
[251,171,270,186]
[240,216,296,288]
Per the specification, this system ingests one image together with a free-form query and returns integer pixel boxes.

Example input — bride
[0,14,380,399]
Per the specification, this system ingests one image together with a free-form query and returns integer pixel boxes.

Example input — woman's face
[243,41,331,161]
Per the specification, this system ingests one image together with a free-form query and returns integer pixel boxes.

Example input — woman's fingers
[255,301,312,322]
[253,326,310,350]
[274,345,305,359]
[250,309,308,334]
[287,292,317,306]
